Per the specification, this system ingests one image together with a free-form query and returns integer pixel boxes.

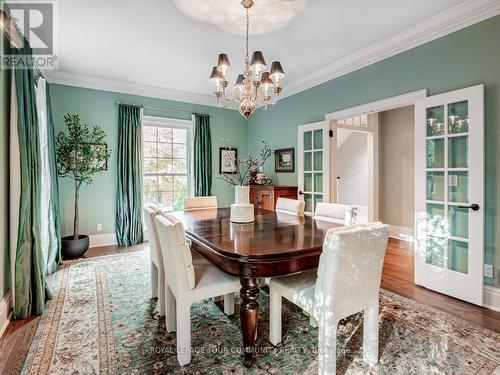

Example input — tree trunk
[74,181,80,240]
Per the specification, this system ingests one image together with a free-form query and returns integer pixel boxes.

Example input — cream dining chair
[314,202,358,225]
[269,223,390,374]
[143,206,208,317]
[184,196,218,211]
[143,206,167,316]
[356,205,369,224]
[155,213,240,366]
[275,197,305,216]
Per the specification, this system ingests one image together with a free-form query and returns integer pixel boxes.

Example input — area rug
[22,250,500,374]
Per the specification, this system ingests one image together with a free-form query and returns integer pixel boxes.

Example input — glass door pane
[304,131,312,151]
[448,240,468,274]
[448,172,468,203]
[426,172,444,201]
[426,138,444,168]
[427,105,444,136]
[448,101,469,134]
[448,136,468,168]
[448,206,468,239]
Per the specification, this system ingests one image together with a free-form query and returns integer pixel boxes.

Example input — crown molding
[281,0,500,99]
[44,70,223,109]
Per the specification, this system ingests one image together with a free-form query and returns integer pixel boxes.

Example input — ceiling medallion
[174,0,306,35]
[208,0,285,119]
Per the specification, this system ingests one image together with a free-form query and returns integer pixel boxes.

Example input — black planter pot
[61,235,90,259]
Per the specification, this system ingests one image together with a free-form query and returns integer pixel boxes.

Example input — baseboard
[89,233,117,248]
[484,285,500,312]
[0,290,13,338]
[89,231,149,248]
[389,225,414,242]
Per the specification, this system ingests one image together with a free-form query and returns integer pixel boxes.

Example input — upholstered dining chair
[275,197,305,216]
[184,196,218,211]
[143,206,167,316]
[143,206,207,317]
[269,223,390,374]
[155,213,240,366]
[356,205,369,224]
[314,202,358,225]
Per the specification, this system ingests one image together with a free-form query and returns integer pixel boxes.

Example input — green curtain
[44,82,62,273]
[14,44,51,319]
[194,114,212,196]
[116,104,144,247]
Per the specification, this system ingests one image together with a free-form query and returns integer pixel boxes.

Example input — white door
[297,121,330,215]
[415,85,484,305]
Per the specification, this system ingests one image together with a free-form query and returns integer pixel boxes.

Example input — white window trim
[141,114,195,202]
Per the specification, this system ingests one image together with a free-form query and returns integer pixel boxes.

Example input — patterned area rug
[22,250,500,374]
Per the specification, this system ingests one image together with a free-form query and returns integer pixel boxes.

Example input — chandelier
[208,0,286,119]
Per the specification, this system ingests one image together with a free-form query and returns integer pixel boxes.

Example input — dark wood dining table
[170,207,341,368]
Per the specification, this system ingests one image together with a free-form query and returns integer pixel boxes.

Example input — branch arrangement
[218,140,272,186]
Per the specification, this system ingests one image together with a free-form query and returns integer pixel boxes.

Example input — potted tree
[56,114,111,258]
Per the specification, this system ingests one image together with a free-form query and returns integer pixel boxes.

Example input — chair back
[143,206,163,266]
[184,196,218,211]
[155,214,196,295]
[314,223,389,319]
[275,198,305,217]
[355,205,368,224]
[314,202,357,225]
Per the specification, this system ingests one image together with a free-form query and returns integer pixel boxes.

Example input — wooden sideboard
[249,185,298,211]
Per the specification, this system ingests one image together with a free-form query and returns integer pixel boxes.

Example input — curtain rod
[0,9,45,79]
[114,101,211,117]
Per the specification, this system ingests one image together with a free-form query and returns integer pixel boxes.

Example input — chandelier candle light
[209,0,286,119]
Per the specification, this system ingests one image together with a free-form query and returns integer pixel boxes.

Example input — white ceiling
[46,0,492,102]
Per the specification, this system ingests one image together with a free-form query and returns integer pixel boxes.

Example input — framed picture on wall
[219,147,238,174]
[275,148,294,173]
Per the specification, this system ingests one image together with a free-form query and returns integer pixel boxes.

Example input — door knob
[457,203,480,211]
[298,191,303,196]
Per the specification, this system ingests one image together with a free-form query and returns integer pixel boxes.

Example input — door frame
[324,89,428,222]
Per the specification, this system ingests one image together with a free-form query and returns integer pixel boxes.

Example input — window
[142,116,193,211]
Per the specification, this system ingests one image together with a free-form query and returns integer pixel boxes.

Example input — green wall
[50,85,248,237]
[0,37,10,298]
[247,15,500,285]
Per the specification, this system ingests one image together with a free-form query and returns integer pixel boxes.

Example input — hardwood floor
[1,239,499,373]
[381,239,500,332]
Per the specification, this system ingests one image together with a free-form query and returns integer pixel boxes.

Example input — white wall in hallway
[379,105,415,228]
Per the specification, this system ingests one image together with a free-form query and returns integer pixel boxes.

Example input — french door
[297,121,330,215]
[415,85,484,305]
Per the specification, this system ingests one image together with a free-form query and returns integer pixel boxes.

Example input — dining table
[170,207,342,368]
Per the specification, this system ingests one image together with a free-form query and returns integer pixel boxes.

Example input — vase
[230,185,255,223]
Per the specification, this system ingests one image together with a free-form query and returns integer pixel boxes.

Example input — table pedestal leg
[240,277,260,368]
